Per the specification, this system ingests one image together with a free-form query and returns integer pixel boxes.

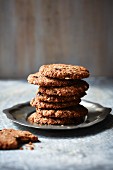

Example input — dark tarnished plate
[3,100,111,130]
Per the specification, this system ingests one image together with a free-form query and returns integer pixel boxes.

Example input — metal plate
[3,100,112,130]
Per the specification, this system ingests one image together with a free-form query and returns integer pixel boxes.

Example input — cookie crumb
[25,141,35,150]
[29,142,33,145]
[30,146,34,150]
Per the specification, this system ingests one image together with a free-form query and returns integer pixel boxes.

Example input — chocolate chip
[38,92,42,96]
[55,68,61,70]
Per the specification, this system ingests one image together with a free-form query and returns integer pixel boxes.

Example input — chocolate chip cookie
[39,64,90,79]
[28,72,87,87]
[37,92,86,103]
[27,112,86,125]
[0,129,38,150]
[30,98,81,109]
[37,81,89,96]
[36,104,88,118]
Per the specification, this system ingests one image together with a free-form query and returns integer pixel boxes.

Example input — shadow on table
[14,113,113,138]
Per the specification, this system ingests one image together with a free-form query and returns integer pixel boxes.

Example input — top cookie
[39,64,89,79]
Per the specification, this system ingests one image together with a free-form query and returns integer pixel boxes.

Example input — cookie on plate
[28,72,87,87]
[39,64,90,79]
[37,81,89,96]
[27,112,86,125]
[30,98,81,109]
[0,129,38,150]
[37,92,86,103]
[36,104,88,118]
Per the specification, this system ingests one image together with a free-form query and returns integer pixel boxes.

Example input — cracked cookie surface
[37,92,86,103]
[35,104,88,118]
[28,72,86,87]
[30,98,81,109]
[39,64,90,79]
[28,112,86,125]
[0,129,38,150]
[37,80,89,96]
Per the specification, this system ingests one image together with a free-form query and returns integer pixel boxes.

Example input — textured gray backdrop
[0,0,113,78]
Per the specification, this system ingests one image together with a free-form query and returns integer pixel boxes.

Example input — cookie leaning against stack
[27,64,90,125]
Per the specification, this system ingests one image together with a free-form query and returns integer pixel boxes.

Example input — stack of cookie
[27,64,89,125]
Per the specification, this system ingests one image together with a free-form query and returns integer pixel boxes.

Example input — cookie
[36,104,88,118]
[28,72,87,87]
[0,129,38,150]
[27,112,86,125]
[37,80,89,96]
[37,92,86,103]
[39,64,89,79]
[30,98,81,109]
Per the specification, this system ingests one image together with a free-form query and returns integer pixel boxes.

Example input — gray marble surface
[0,77,113,170]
